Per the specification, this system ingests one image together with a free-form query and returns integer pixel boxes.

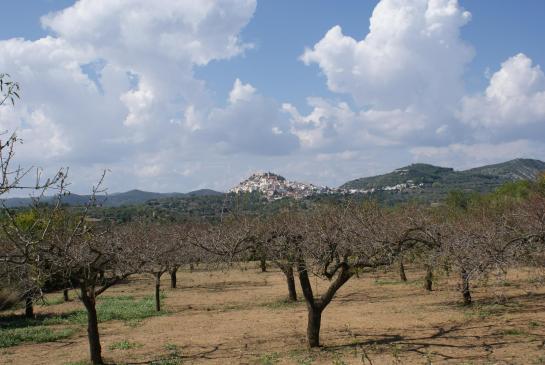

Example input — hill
[340,158,545,203]
[3,158,544,213]
[229,172,332,200]
[2,189,223,208]
[341,163,454,190]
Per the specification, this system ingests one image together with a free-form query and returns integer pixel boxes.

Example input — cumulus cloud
[41,0,255,66]
[410,140,545,169]
[196,80,300,155]
[0,0,261,191]
[283,98,399,152]
[229,78,256,104]
[294,0,475,148]
[296,0,545,173]
[460,53,545,140]
[301,0,473,110]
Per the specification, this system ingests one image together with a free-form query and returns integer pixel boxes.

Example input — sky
[0,0,544,194]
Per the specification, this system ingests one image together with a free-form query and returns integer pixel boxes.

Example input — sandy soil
[1,265,545,365]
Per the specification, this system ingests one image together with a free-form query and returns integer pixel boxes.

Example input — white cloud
[296,0,545,173]
[196,80,299,155]
[229,78,256,104]
[0,0,261,192]
[460,53,545,139]
[301,0,473,111]
[296,0,475,147]
[410,140,545,169]
[283,98,399,151]
[41,0,255,66]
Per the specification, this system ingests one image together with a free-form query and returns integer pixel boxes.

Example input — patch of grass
[147,343,183,365]
[500,328,528,336]
[0,326,75,348]
[164,343,182,358]
[332,355,348,365]
[45,295,166,325]
[463,302,522,319]
[263,298,303,310]
[289,349,315,365]
[258,352,280,365]
[0,294,165,343]
[109,339,142,350]
[297,358,314,365]
[373,278,422,286]
[373,279,404,286]
[40,295,67,306]
[95,295,166,322]
[63,361,91,365]
[528,321,542,328]
[150,359,182,365]
[125,318,143,327]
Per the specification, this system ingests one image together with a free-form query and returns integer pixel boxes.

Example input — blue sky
[1,0,544,193]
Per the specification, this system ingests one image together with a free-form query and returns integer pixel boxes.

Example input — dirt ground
[1,265,545,365]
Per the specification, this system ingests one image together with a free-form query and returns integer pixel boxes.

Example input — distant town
[228,171,424,201]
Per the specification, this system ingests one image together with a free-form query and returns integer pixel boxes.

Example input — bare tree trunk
[399,257,408,282]
[24,294,33,318]
[461,269,472,305]
[98,271,104,281]
[63,289,69,302]
[189,263,194,273]
[296,254,353,348]
[284,266,297,302]
[154,273,162,312]
[260,257,267,272]
[307,306,322,347]
[81,290,103,365]
[169,268,177,289]
[424,265,433,291]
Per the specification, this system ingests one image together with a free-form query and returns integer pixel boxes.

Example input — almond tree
[289,202,422,347]
[187,214,256,266]
[510,187,545,279]
[20,176,139,365]
[125,219,191,311]
[0,73,64,315]
[66,225,137,365]
[258,212,300,301]
[440,203,523,305]
[169,222,197,289]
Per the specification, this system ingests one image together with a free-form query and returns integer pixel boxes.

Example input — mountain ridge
[2,188,224,208]
[3,158,544,208]
[340,158,545,196]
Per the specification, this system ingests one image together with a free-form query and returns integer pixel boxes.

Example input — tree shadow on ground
[323,321,544,362]
[117,344,221,364]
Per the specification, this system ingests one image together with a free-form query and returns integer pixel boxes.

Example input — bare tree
[0,76,65,316]
[260,211,301,302]
[125,220,191,311]
[281,202,423,347]
[16,175,140,364]
[439,202,524,305]
[187,214,256,266]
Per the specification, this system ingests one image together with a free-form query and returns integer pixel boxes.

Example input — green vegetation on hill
[341,163,454,189]
[340,158,545,204]
[3,189,224,208]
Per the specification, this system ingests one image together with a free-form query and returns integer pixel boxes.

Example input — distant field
[1,265,545,365]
